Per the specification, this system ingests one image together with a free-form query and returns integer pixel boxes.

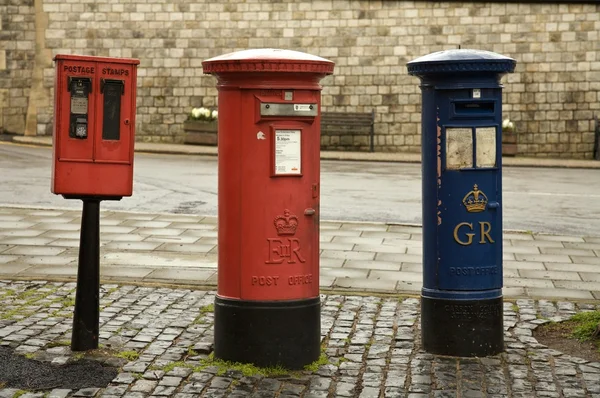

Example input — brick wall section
[0,0,36,134]
[6,1,600,158]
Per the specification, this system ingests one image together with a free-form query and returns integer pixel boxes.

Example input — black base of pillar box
[421,295,504,357]
[214,296,321,370]
[71,199,101,352]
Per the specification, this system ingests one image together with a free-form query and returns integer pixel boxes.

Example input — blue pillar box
[407,49,516,357]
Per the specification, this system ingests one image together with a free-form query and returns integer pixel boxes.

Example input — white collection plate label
[293,104,312,112]
[275,129,301,175]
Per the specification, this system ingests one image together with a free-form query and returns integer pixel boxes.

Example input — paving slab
[545,262,600,273]
[505,277,554,289]
[0,263,32,275]
[375,253,422,263]
[526,288,595,300]
[553,280,600,292]
[321,250,376,261]
[100,267,155,280]
[15,256,76,265]
[17,264,78,277]
[514,254,572,263]
[4,246,67,256]
[571,256,600,265]
[145,268,216,285]
[332,277,398,292]
[320,242,356,251]
[519,270,582,281]
[102,241,165,251]
[580,272,600,282]
[344,260,401,271]
[541,247,598,256]
[369,270,422,282]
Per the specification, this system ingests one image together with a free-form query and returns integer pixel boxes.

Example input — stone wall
[4,0,600,158]
[0,0,36,135]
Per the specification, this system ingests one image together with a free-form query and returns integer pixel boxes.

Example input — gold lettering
[479,222,495,244]
[453,222,474,246]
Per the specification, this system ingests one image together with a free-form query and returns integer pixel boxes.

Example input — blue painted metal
[408,49,516,301]
[408,49,516,356]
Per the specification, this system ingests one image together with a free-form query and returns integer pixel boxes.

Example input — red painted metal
[203,49,334,301]
[52,54,139,197]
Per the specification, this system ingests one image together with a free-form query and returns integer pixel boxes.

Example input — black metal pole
[71,198,101,351]
[369,109,375,153]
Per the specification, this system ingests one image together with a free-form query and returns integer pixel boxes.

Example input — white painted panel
[446,128,473,170]
[476,127,497,168]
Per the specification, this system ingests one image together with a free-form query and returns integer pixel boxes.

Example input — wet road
[1,142,599,235]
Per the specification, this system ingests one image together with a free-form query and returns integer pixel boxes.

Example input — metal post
[71,198,101,351]
[369,109,375,152]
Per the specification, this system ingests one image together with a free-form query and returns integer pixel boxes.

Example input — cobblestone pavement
[0,281,599,398]
[1,207,600,300]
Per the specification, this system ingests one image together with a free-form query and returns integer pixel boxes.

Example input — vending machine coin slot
[68,77,92,139]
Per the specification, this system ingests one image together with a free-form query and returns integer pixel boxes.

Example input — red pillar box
[202,49,334,369]
[52,54,139,199]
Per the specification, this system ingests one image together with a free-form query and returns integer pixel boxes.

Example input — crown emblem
[274,209,298,236]
[462,184,488,213]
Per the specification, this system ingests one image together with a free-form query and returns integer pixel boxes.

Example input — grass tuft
[116,350,140,362]
[570,311,600,342]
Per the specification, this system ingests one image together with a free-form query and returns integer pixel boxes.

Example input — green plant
[116,351,140,361]
[200,304,214,313]
[570,311,600,342]
[195,353,291,377]
[303,353,329,372]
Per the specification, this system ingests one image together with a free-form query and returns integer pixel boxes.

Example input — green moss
[155,361,194,373]
[191,304,215,325]
[303,353,329,372]
[570,311,600,342]
[24,353,36,360]
[0,287,62,320]
[116,350,140,362]
[194,353,291,377]
[13,390,28,398]
[0,309,35,320]
[154,349,329,378]
[200,304,214,314]
[511,304,519,312]
[0,289,16,300]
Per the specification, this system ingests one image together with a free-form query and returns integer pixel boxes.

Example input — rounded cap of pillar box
[406,49,516,77]
[202,48,335,75]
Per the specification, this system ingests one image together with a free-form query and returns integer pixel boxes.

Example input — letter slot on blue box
[407,49,516,357]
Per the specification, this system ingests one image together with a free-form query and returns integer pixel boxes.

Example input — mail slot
[52,54,140,199]
[453,100,496,116]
